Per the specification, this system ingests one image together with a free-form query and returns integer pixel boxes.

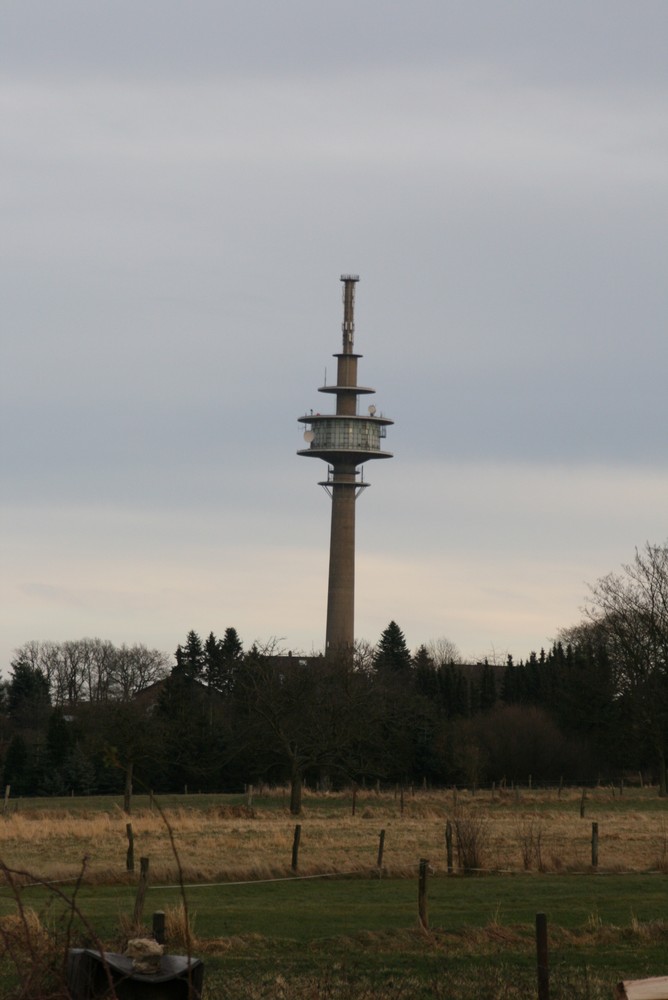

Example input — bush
[453,806,488,874]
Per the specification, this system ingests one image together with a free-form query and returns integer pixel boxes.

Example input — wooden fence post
[591,822,599,868]
[126,822,134,872]
[536,912,550,1000]
[400,786,405,815]
[132,857,150,927]
[2,785,10,816]
[152,910,165,945]
[291,824,302,871]
[580,789,586,818]
[377,829,385,872]
[247,784,254,808]
[418,859,429,930]
[445,821,454,875]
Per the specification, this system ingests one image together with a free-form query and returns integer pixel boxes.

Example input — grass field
[2,786,668,997]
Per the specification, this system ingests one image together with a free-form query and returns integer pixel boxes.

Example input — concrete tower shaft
[297,276,393,652]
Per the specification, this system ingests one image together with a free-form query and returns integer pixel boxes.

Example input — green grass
[6,783,667,816]
[3,791,248,814]
[3,872,668,941]
[185,874,668,998]
[160,872,668,938]
[3,872,668,997]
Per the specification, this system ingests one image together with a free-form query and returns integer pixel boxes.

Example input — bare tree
[426,636,462,667]
[585,542,668,794]
[352,638,375,674]
[10,639,169,706]
[235,644,379,814]
[110,644,170,700]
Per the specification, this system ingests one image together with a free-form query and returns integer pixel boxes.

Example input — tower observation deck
[298,275,393,652]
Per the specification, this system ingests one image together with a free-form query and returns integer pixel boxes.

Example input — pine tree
[413,645,437,698]
[373,621,412,675]
[199,628,244,694]
[218,627,244,694]
[175,630,204,680]
[220,627,243,662]
[7,660,51,728]
[203,632,222,689]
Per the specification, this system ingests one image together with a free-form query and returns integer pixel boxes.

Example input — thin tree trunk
[289,764,302,816]
[659,752,667,798]
[124,760,134,814]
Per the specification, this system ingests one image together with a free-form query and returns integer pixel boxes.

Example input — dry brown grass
[0,786,666,886]
[0,909,52,956]
[0,908,64,999]
[164,901,197,950]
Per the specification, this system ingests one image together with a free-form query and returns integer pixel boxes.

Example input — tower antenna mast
[298,276,393,652]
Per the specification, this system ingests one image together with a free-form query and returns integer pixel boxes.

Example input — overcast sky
[3,1,668,672]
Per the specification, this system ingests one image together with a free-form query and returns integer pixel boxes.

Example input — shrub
[453,807,488,874]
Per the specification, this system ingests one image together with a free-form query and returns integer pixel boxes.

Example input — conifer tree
[218,627,244,694]
[373,621,412,674]
[7,660,50,729]
[203,632,222,689]
[175,630,204,680]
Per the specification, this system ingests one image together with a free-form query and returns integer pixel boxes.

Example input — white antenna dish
[368,404,376,416]
[303,430,315,443]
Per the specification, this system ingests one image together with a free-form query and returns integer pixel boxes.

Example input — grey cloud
[4,2,668,88]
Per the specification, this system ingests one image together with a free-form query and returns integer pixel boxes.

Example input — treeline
[0,625,633,809]
[0,640,171,799]
[3,541,668,807]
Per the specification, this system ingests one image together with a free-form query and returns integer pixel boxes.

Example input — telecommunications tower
[298,276,393,652]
